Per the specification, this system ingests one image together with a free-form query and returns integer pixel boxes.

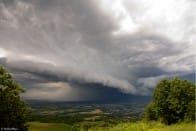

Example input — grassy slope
[28,122,72,131]
[97,122,195,131]
[29,121,195,131]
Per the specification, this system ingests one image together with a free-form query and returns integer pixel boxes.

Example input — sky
[0,0,195,101]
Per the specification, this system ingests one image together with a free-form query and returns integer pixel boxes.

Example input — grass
[100,121,195,131]
[29,121,195,131]
[28,122,72,131]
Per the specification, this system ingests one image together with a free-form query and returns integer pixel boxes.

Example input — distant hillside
[26,95,151,106]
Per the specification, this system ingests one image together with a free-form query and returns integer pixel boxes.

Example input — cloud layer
[0,0,195,101]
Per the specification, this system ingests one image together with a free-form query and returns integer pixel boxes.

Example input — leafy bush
[0,66,30,130]
[145,78,195,124]
[144,102,158,121]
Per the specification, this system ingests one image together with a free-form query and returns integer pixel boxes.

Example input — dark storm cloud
[0,0,195,101]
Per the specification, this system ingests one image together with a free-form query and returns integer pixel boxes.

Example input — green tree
[0,66,30,131]
[144,102,158,121]
[145,78,195,124]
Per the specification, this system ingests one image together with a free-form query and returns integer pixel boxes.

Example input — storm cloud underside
[0,0,195,101]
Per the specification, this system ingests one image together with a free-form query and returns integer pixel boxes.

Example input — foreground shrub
[145,78,195,124]
[0,66,30,131]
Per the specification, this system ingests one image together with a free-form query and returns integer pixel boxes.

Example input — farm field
[27,100,195,131]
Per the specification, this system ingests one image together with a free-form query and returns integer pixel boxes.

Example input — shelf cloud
[0,0,195,101]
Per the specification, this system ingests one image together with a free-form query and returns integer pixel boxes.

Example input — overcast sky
[0,0,195,101]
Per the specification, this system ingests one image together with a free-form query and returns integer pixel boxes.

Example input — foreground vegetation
[29,122,71,131]
[106,122,195,131]
[0,66,29,130]
[29,121,195,131]
[145,78,195,124]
